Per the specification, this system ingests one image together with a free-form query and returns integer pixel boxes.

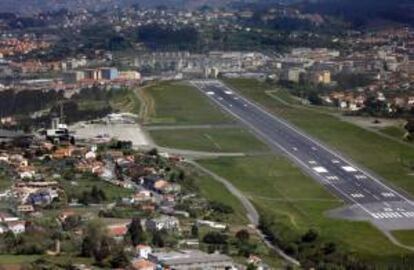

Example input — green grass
[225,78,414,196]
[187,165,284,267]
[61,174,133,202]
[150,128,269,153]
[0,254,93,266]
[391,230,414,246]
[144,82,233,125]
[379,126,410,141]
[109,88,141,114]
[0,255,41,265]
[199,156,411,260]
[192,170,248,224]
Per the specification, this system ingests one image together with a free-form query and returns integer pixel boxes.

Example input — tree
[110,249,130,268]
[81,219,110,261]
[203,232,228,245]
[191,224,199,238]
[152,230,166,247]
[235,229,250,243]
[404,119,414,135]
[128,217,147,246]
[301,229,319,243]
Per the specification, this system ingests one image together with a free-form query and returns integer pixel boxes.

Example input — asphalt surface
[191,80,414,231]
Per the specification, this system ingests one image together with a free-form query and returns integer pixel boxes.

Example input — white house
[136,244,152,259]
[145,215,179,232]
[6,221,26,234]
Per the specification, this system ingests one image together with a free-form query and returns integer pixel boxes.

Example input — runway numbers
[326,176,339,181]
[342,166,357,172]
[351,193,365,198]
[381,192,395,198]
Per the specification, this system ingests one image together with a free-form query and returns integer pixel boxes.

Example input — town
[1,0,414,269]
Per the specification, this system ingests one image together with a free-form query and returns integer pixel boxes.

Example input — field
[142,82,233,125]
[225,78,414,196]
[61,174,133,202]
[199,156,411,262]
[392,230,414,246]
[150,128,269,153]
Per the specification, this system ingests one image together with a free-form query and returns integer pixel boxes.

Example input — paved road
[191,80,414,231]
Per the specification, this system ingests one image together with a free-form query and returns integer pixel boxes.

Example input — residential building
[145,215,179,232]
[148,250,234,270]
[101,67,119,80]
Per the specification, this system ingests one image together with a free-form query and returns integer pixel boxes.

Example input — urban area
[0,0,414,269]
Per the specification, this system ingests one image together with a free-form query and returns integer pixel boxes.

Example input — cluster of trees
[78,185,107,205]
[302,0,414,28]
[136,24,200,51]
[81,220,129,268]
[0,89,64,117]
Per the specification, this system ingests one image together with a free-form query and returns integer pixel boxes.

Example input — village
[0,115,269,269]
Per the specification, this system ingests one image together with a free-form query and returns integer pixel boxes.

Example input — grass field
[199,156,411,262]
[185,164,285,267]
[378,126,411,142]
[109,88,141,115]
[61,174,133,202]
[392,230,414,246]
[225,78,414,197]
[150,128,269,153]
[142,82,233,125]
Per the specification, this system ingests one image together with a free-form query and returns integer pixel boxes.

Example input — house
[53,147,75,159]
[135,244,152,259]
[145,215,180,232]
[130,258,156,270]
[17,166,36,179]
[17,204,35,213]
[132,190,153,203]
[0,212,19,222]
[107,221,130,239]
[6,220,26,234]
[196,220,227,230]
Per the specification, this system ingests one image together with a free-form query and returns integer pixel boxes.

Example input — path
[188,160,301,267]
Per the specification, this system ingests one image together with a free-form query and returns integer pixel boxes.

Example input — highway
[191,80,414,231]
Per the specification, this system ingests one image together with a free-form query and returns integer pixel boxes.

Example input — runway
[191,80,414,231]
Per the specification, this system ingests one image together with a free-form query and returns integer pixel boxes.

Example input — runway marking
[332,160,340,164]
[342,166,357,172]
[196,81,414,213]
[207,91,215,95]
[326,176,339,181]
[224,91,233,95]
[372,211,414,219]
[308,160,317,165]
[313,167,328,173]
[381,192,395,198]
[191,81,414,219]
[355,174,367,180]
[351,193,364,198]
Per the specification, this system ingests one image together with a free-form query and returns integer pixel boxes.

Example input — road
[191,80,414,231]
